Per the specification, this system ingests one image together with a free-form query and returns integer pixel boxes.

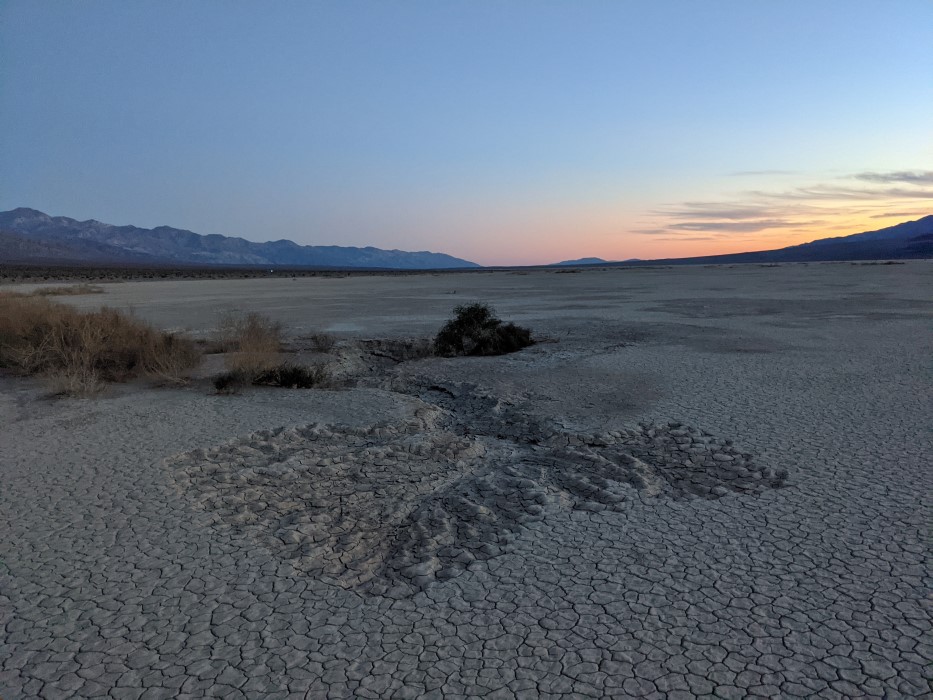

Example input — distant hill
[0,229,169,264]
[0,208,480,269]
[552,257,609,266]
[613,215,933,267]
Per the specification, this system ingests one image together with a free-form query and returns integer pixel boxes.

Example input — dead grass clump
[0,295,199,395]
[216,311,283,374]
[211,312,330,392]
[434,303,534,357]
[143,333,203,386]
[45,364,105,397]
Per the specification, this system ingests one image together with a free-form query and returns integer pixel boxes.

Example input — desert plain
[1,261,931,699]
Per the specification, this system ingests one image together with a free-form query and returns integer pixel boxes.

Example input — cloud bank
[641,170,932,241]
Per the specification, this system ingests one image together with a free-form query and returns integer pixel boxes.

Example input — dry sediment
[170,381,786,595]
[2,263,930,698]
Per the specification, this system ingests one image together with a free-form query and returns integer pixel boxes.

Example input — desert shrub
[216,311,282,374]
[143,333,203,386]
[212,370,247,394]
[0,295,199,395]
[253,362,329,388]
[213,362,328,392]
[434,303,534,357]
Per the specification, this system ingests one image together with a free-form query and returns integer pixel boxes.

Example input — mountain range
[547,216,932,267]
[0,208,479,269]
[0,208,930,269]
[624,215,933,266]
[552,257,644,266]
[553,257,610,266]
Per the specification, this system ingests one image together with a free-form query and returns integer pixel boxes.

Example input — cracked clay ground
[1,262,931,698]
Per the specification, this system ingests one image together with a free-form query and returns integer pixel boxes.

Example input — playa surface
[1,262,931,698]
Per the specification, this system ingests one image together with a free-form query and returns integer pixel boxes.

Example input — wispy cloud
[663,203,783,220]
[853,170,933,185]
[643,168,932,239]
[631,228,670,236]
[667,219,821,233]
[727,169,797,177]
[869,210,929,219]
[750,185,933,201]
[642,200,823,235]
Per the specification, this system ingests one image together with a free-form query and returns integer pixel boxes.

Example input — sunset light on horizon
[1,0,930,266]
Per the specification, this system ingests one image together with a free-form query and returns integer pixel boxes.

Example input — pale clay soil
[1,262,931,699]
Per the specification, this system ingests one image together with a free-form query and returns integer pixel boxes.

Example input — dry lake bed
[1,262,931,698]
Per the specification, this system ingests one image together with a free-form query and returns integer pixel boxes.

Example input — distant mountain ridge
[634,215,933,265]
[550,256,643,266]
[553,216,932,267]
[1,208,929,269]
[552,257,609,266]
[0,208,480,269]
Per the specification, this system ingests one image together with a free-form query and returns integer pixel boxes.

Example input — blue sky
[1,0,931,264]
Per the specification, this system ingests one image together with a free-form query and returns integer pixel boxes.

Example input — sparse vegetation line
[0,296,538,398]
[0,283,106,298]
[30,283,106,296]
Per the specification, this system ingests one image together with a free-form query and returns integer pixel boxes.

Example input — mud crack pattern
[3,265,931,698]
[169,385,787,594]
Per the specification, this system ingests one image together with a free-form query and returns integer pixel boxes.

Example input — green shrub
[434,303,533,357]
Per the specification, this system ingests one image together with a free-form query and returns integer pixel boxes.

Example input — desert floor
[1,262,931,699]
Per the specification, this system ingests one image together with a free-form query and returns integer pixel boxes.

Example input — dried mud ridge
[169,381,787,596]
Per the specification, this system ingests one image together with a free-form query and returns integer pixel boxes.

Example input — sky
[1,1,931,266]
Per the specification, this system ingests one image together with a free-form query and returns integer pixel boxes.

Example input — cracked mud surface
[2,263,931,698]
[170,385,785,596]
